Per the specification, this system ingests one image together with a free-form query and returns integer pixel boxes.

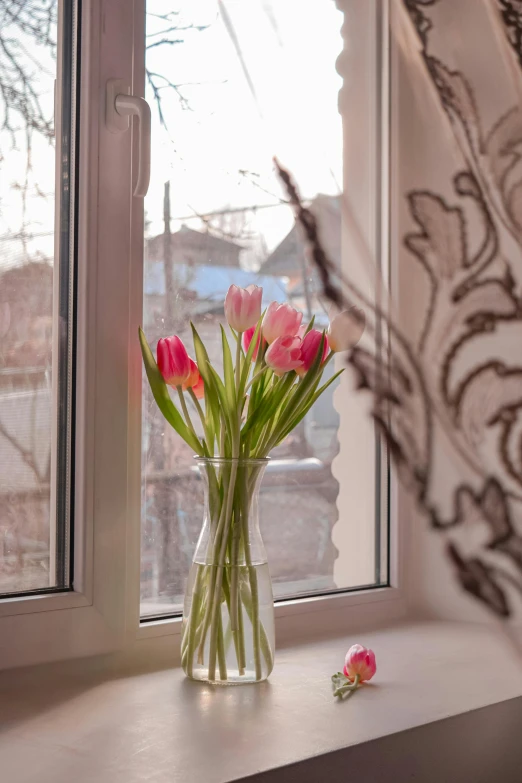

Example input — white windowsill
[2,620,522,782]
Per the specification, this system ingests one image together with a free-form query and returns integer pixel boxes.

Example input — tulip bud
[262,301,303,344]
[224,284,263,332]
[265,335,303,376]
[242,325,264,361]
[327,308,365,352]
[157,335,191,388]
[343,644,376,683]
[296,329,328,377]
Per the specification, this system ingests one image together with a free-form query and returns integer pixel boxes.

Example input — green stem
[249,567,262,680]
[223,567,244,674]
[183,564,206,677]
[240,580,273,673]
[237,580,246,673]
[177,387,200,446]
[189,388,212,452]
[235,332,242,391]
[333,673,361,698]
[229,505,242,633]
[239,475,262,680]
[197,464,230,664]
[209,336,245,676]
[217,608,227,682]
[207,460,238,681]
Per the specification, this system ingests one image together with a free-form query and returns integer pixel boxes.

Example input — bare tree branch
[146,38,185,52]
[145,17,213,121]
[146,70,193,121]
[0,0,56,147]
[0,417,44,484]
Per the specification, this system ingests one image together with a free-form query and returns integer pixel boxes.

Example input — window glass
[0,0,77,595]
[141,0,385,618]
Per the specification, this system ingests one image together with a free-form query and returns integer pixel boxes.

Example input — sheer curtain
[303,0,522,622]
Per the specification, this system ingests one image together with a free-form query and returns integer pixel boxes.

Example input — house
[142,259,289,400]
[146,225,243,268]
[260,195,341,306]
[143,260,287,325]
[0,262,53,381]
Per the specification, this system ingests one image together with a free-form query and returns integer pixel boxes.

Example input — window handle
[106,79,151,198]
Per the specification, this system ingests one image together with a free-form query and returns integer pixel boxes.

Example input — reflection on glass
[0,1,60,593]
[141,0,347,617]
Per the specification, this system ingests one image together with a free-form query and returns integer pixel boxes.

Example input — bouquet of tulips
[140,284,364,682]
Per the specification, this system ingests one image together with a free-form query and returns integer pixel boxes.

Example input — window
[140,0,389,619]
[0,0,395,670]
[0,0,78,596]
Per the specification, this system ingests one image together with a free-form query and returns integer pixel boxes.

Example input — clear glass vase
[181,458,275,684]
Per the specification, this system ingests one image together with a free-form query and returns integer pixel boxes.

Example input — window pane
[0,1,77,595]
[140,0,385,618]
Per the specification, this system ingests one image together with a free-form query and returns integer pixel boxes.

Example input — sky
[144,0,343,261]
[0,0,343,270]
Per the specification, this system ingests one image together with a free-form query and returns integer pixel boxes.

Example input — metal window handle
[106,79,151,198]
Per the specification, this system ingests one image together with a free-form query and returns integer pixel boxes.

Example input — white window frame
[0,0,406,671]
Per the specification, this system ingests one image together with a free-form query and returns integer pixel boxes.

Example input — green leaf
[241,372,295,441]
[304,315,316,334]
[275,368,344,446]
[139,328,203,455]
[313,367,344,401]
[264,333,327,450]
[207,362,237,442]
[250,365,270,411]
[191,322,220,438]
[191,322,212,385]
[220,325,236,412]
[205,407,216,456]
[239,317,262,398]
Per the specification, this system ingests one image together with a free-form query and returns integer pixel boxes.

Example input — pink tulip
[262,301,303,344]
[265,335,303,376]
[296,329,328,377]
[192,375,205,400]
[242,325,265,361]
[183,358,201,391]
[224,284,263,332]
[328,308,365,352]
[157,335,191,388]
[343,644,376,683]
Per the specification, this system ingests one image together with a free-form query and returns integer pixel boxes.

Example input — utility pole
[163,181,175,333]
[158,180,174,593]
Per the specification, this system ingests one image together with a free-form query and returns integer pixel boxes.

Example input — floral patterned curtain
[283,0,522,621]
[383,0,522,618]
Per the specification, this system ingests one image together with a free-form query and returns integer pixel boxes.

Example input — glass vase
[181,458,275,684]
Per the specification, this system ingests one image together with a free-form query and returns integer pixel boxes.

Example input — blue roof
[144,262,288,305]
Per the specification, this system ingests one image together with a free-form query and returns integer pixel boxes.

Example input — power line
[167,202,287,222]
[0,200,294,244]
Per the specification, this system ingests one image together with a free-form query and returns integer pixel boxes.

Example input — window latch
[105,79,151,198]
